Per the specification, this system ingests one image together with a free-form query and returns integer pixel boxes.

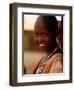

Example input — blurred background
[24,15,63,74]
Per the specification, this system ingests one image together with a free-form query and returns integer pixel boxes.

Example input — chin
[39,47,48,52]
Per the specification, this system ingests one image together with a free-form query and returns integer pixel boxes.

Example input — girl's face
[34,22,53,51]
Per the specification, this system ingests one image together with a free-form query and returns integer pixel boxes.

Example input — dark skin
[34,21,57,53]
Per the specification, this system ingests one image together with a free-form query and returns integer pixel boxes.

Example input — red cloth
[32,59,42,74]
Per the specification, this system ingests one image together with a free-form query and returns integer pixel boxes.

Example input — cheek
[34,36,38,44]
[45,36,52,46]
[45,36,52,43]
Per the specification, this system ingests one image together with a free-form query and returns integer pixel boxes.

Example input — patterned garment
[32,47,63,74]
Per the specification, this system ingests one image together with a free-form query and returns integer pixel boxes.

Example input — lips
[39,43,48,48]
[38,43,49,51]
[39,44,45,47]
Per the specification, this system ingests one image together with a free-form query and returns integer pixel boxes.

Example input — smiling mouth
[38,43,49,51]
[39,44,45,47]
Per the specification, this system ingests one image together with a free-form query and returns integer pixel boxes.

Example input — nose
[37,35,43,43]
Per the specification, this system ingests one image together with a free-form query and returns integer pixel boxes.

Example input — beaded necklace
[36,47,58,74]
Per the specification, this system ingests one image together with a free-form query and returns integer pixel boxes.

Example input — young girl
[32,15,63,74]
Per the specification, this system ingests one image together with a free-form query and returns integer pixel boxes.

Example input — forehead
[34,22,48,33]
[35,15,45,26]
[34,17,48,32]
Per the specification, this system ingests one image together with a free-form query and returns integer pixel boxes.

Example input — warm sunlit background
[24,14,63,74]
[24,15,62,31]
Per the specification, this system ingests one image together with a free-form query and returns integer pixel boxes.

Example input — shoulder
[44,53,63,73]
[47,53,63,64]
[52,53,63,61]
[49,53,63,73]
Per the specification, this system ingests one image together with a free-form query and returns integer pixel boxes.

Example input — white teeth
[39,44,44,47]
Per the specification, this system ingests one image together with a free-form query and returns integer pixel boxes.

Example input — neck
[47,41,57,54]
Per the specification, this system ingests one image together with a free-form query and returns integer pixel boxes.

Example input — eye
[34,33,38,37]
[42,33,48,37]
